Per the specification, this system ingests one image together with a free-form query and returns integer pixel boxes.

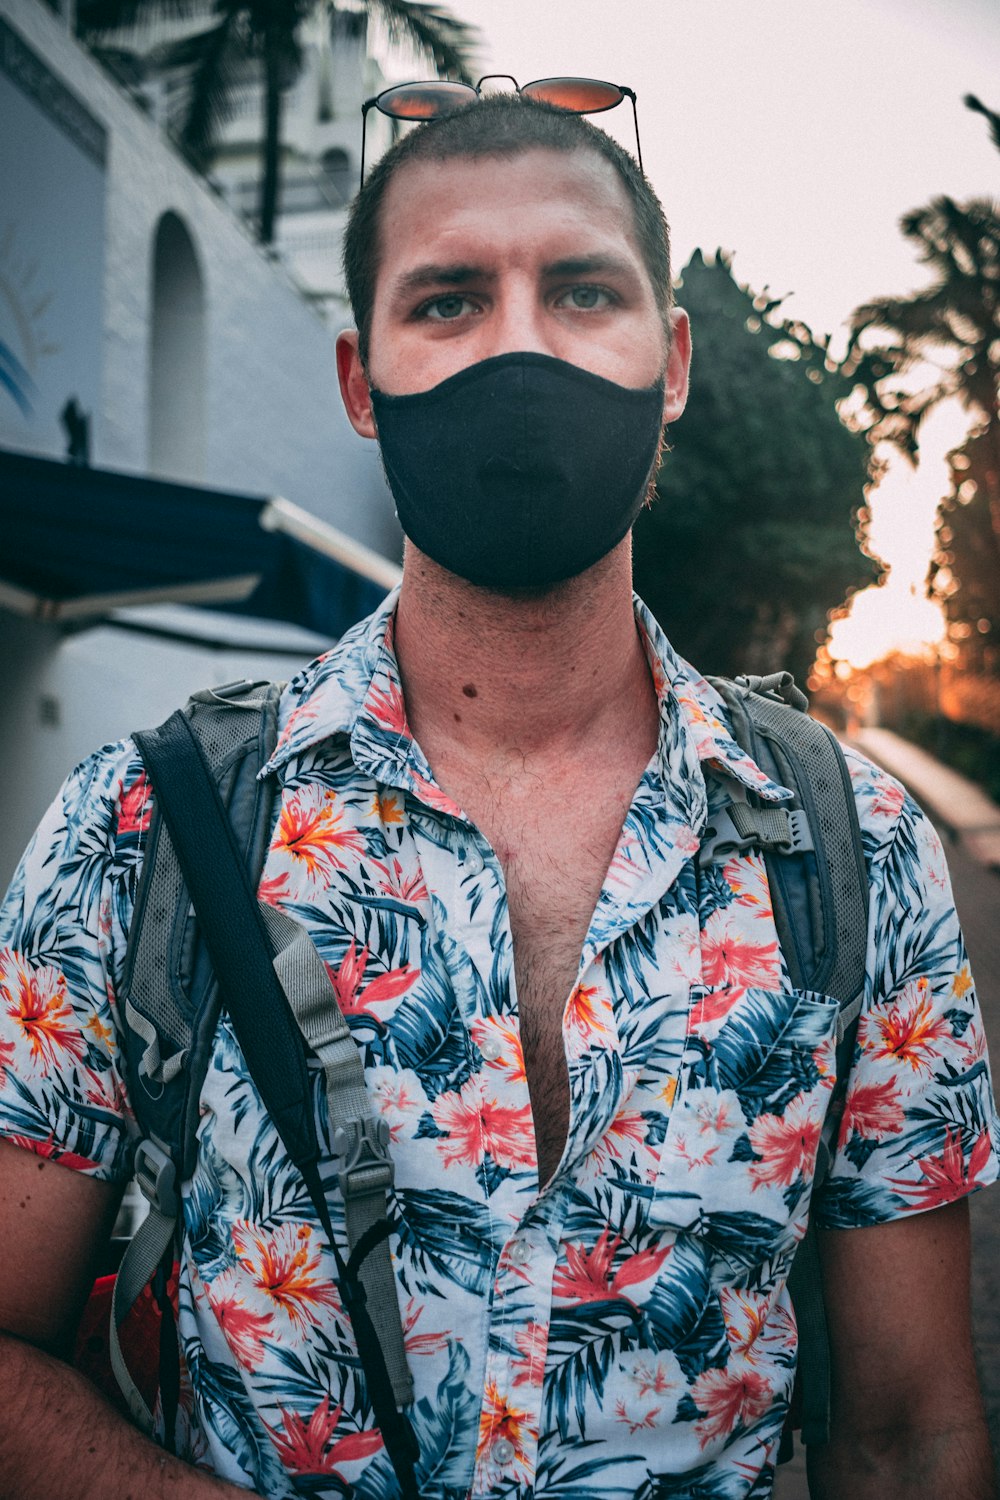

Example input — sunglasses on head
[360,74,642,186]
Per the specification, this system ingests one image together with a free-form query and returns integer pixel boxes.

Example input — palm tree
[847,96,1000,670]
[846,98,1000,472]
[77,0,479,244]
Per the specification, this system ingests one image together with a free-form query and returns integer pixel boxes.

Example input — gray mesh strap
[740,690,869,1008]
[109,1204,175,1433]
[259,903,414,1407]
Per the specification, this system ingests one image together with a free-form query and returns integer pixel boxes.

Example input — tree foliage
[77,0,478,244]
[633,250,880,684]
[929,428,1000,672]
[846,95,1000,677]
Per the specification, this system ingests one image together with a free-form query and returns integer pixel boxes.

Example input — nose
[486,281,552,360]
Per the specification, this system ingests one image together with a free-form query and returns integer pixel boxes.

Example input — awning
[0,447,401,638]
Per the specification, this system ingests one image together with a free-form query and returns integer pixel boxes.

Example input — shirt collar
[262,585,790,810]
[633,595,791,805]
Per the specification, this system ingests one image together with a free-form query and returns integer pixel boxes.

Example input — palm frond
[77,0,210,40]
[965,93,1000,154]
[366,0,479,84]
[170,13,249,168]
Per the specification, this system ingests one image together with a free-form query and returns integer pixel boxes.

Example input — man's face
[337,146,690,433]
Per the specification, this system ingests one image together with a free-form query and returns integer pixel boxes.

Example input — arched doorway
[148,212,206,481]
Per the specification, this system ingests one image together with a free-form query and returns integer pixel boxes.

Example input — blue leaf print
[411,1343,479,1492]
[643,1234,711,1350]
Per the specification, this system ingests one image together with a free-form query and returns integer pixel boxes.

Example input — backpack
[107,670,868,1479]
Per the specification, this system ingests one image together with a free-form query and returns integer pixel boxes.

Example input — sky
[379,0,1000,669]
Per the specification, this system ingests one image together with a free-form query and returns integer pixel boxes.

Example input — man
[0,92,997,1500]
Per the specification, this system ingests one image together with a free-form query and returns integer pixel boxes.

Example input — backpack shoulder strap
[114,682,418,1496]
[704,673,870,1451]
[113,681,283,1435]
[706,672,868,1014]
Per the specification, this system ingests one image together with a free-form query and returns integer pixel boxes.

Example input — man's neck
[393,541,659,775]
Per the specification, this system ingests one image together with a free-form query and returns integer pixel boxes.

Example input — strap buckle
[333,1117,394,1202]
[700,804,813,862]
[134,1137,179,1217]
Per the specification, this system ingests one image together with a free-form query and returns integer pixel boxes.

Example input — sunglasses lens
[521,77,624,114]
[375,80,478,120]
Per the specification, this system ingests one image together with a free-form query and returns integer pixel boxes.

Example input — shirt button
[480,1036,503,1062]
[493,1438,515,1465]
[459,844,484,874]
[508,1239,530,1266]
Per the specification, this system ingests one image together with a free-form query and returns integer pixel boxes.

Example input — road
[774,823,1000,1499]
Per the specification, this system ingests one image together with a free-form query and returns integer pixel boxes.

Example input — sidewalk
[850,727,1000,872]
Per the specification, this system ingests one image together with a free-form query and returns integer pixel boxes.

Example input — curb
[849,727,1000,875]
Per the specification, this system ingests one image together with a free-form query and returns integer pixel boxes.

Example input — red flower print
[719,1287,795,1363]
[0,1033,13,1089]
[232,1222,341,1336]
[700,914,781,993]
[366,674,409,736]
[430,1075,534,1171]
[614,1397,662,1435]
[326,940,418,1019]
[553,1228,670,1305]
[721,854,772,916]
[273,698,318,756]
[207,1274,273,1369]
[411,771,462,818]
[838,1076,905,1146]
[117,771,152,835]
[372,856,427,905]
[748,1095,822,1189]
[626,1357,675,1400]
[469,1018,526,1084]
[274,789,366,882]
[8,1134,100,1171]
[257,871,291,906]
[511,1320,547,1386]
[565,983,611,1055]
[402,1299,450,1357]
[870,780,905,821]
[476,1382,534,1478]
[266,1396,383,1475]
[0,949,84,1071]
[889,1127,993,1210]
[581,1110,657,1184]
[691,1363,772,1447]
[864,978,951,1075]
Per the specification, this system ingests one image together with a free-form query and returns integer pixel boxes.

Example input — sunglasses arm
[360,99,377,187]
[620,87,643,176]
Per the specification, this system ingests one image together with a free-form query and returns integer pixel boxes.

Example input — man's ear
[662,308,691,425]
[336,329,377,439]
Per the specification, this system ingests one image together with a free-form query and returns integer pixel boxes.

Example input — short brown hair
[343,92,672,368]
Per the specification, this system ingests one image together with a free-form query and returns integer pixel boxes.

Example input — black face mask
[369,352,665,590]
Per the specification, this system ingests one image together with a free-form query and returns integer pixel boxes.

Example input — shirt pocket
[648,987,840,1273]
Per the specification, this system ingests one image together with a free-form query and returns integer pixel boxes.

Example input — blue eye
[560,285,613,311]
[422,294,472,320]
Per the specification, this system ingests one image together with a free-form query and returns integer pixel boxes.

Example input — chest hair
[457,768,640,1186]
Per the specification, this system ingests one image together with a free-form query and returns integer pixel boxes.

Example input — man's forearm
[806,1418,998,1500]
[0,1331,251,1500]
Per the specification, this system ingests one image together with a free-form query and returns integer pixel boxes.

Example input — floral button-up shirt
[2,590,997,1500]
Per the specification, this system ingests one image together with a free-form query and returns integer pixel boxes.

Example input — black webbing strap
[133,711,420,1498]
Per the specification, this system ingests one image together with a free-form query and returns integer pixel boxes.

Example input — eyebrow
[392,263,489,298]
[390,253,642,302]
[543,254,639,281]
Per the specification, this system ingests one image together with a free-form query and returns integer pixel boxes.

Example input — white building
[89,4,397,315]
[0,0,404,886]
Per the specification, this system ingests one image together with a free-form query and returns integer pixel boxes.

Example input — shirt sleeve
[0,740,144,1182]
[815,752,1000,1228]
